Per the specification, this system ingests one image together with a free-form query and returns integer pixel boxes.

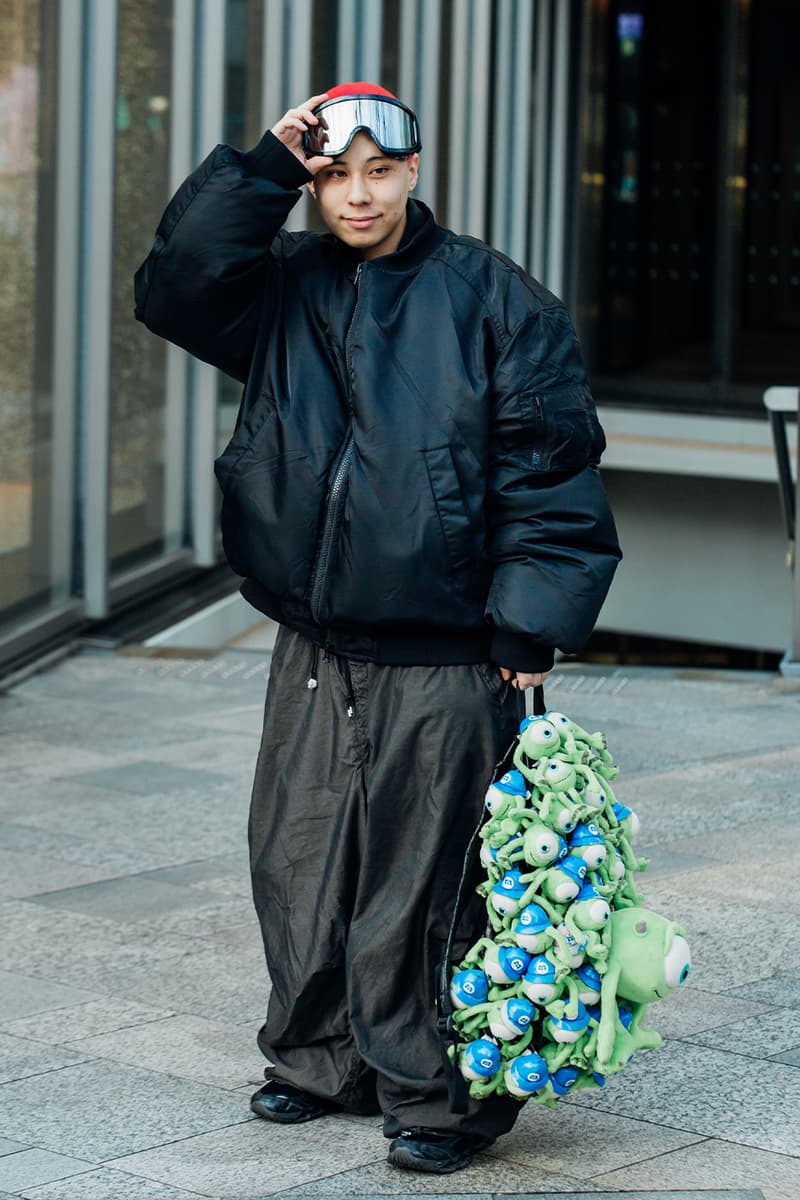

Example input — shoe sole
[250,1100,330,1124]
[387,1144,473,1174]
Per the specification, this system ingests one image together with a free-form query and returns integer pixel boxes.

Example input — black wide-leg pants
[248,624,525,1139]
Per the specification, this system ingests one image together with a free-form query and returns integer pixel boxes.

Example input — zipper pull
[354,261,364,287]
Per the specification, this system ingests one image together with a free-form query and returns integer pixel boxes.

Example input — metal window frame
[529,0,551,280]
[491,0,536,263]
[81,0,118,617]
[337,0,383,82]
[164,0,196,556]
[263,0,313,235]
[51,0,83,605]
[191,0,226,567]
[399,0,441,212]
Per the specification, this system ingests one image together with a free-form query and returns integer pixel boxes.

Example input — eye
[589,900,610,923]
[546,711,570,729]
[522,720,558,750]
[663,935,692,988]
[538,832,559,857]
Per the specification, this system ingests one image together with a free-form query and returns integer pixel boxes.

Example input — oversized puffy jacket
[134,132,621,672]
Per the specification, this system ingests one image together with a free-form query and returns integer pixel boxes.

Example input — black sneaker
[387,1127,492,1173]
[249,1079,337,1124]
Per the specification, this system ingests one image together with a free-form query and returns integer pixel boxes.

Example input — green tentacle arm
[512,743,539,784]
[500,1026,534,1058]
[469,1070,506,1100]
[461,938,502,969]
[453,1000,494,1027]
[595,961,622,1068]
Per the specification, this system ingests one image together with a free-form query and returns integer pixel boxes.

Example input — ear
[407,152,420,192]
[306,179,316,199]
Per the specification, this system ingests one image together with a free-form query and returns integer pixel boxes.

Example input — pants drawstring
[306,642,354,719]
[307,643,320,690]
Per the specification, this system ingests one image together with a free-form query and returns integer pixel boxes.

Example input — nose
[346,173,370,206]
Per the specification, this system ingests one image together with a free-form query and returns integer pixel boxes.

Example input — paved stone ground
[1,641,799,1200]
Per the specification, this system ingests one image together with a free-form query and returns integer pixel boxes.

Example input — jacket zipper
[308,261,364,624]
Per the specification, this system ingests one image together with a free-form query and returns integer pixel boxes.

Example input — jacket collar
[335,199,446,275]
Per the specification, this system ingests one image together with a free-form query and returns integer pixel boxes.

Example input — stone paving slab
[0,969,100,1024]
[0,997,175,1044]
[482,1104,704,1178]
[0,1032,90,1086]
[107,1119,388,1198]
[731,971,800,1009]
[684,1008,800,1058]
[0,650,797,1199]
[593,1137,797,1200]
[0,1148,96,1194]
[0,1060,251,1161]
[564,1041,800,1157]
[67,1013,258,1090]
[23,1167,207,1198]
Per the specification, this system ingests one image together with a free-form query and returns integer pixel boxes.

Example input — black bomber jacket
[134,132,621,672]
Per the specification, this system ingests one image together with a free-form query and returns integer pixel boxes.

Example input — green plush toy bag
[437,685,692,1112]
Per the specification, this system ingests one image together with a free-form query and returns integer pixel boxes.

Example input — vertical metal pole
[447,0,469,233]
[337,0,358,83]
[81,0,118,616]
[284,0,313,232]
[360,0,383,81]
[164,0,195,555]
[711,0,748,387]
[262,0,286,131]
[192,0,225,566]
[793,409,800,663]
[530,0,551,280]
[399,0,420,111]
[467,0,491,240]
[491,0,514,254]
[51,0,83,602]
[545,0,570,298]
[509,0,534,265]
[415,0,441,211]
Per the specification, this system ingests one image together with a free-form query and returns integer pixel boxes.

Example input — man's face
[309,131,420,260]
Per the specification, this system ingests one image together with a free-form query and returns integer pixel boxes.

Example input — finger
[296,107,320,125]
[302,92,329,109]
[498,667,513,681]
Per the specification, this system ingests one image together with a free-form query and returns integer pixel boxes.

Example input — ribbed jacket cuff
[490,630,555,674]
[242,130,313,188]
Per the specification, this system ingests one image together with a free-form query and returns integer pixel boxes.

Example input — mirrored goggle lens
[304,97,421,157]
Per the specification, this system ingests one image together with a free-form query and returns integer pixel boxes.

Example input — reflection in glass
[217,0,265,460]
[109,0,174,572]
[0,0,59,621]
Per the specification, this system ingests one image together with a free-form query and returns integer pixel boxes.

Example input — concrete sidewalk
[1,643,799,1200]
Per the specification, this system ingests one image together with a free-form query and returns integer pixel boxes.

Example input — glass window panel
[217,0,265,461]
[735,0,800,384]
[0,0,61,623]
[109,0,175,573]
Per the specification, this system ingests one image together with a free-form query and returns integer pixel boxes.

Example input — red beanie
[326,81,398,100]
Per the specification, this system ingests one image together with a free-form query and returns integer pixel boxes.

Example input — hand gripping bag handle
[436,683,546,1112]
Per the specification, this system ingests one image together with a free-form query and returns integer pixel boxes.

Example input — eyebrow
[329,154,392,167]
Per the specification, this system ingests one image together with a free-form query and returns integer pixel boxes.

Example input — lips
[344,216,378,228]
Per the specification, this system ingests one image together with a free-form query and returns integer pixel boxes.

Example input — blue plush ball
[450,969,488,1009]
[505,1052,549,1097]
[460,1039,501,1080]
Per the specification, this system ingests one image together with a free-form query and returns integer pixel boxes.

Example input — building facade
[0,0,796,677]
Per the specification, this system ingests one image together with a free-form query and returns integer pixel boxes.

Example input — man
[134,82,621,1174]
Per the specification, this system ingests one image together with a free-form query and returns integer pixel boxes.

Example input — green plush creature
[594,907,691,1071]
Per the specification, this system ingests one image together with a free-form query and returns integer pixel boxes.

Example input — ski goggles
[303,95,421,159]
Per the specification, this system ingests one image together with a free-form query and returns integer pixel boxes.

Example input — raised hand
[271,93,331,174]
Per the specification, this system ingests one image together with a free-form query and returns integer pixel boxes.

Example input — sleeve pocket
[530,385,606,472]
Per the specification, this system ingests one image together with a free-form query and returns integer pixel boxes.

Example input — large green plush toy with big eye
[450,708,691,1108]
